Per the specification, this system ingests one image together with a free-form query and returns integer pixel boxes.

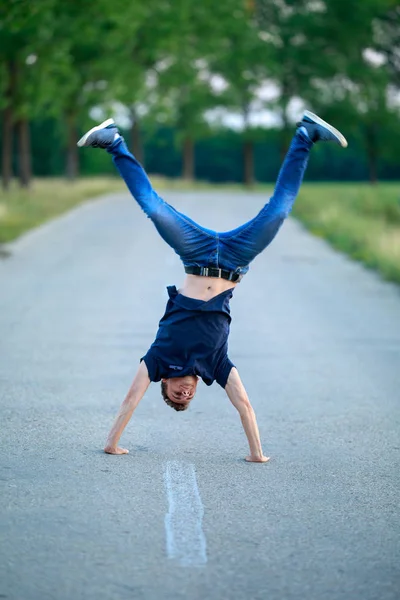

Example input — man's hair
[161,381,189,411]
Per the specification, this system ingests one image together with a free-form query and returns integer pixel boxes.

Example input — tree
[373,2,400,88]
[150,0,241,180]
[105,0,178,166]
[0,0,56,188]
[49,0,143,180]
[298,0,399,182]
[209,2,274,185]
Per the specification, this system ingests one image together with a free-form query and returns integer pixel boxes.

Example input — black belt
[184,266,243,282]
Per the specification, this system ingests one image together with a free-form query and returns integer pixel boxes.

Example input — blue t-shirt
[141,286,235,388]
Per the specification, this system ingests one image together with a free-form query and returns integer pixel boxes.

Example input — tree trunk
[17,118,32,188]
[2,107,13,190]
[243,140,254,187]
[279,92,292,161]
[65,113,79,180]
[130,108,144,165]
[182,137,194,180]
[367,152,378,184]
[2,60,17,190]
[365,124,378,184]
[279,127,291,162]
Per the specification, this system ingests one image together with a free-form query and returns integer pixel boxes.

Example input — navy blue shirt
[141,286,235,388]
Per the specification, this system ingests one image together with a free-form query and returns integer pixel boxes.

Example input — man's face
[162,375,198,406]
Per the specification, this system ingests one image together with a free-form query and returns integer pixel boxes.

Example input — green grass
[0,177,124,243]
[1,177,399,285]
[293,182,400,284]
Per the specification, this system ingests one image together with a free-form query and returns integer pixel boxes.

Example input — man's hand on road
[225,369,267,461]
[104,362,150,456]
[104,446,129,455]
[245,455,270,463]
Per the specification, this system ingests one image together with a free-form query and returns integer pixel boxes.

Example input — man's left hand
[245,455,270,463]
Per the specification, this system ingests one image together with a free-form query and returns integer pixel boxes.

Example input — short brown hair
[161,381,189,411]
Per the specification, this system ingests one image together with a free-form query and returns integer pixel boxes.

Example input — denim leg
[218,130,313,273]
[108,138,217,265]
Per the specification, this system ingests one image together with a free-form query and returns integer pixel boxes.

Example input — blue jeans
[108,130,313,277]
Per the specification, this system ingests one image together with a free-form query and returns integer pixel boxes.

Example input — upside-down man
[77,111,347,462]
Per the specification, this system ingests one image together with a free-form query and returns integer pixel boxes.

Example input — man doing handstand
[77,111,347,462]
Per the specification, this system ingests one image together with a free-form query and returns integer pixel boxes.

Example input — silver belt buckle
[230,270,242,282]
[202,267,209,277]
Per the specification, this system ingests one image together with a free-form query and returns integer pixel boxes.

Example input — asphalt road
[1,190,399,600]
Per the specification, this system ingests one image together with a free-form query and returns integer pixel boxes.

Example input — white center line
[164,461,207,567]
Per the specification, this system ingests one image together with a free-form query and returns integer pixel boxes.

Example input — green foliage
[0,0,58,116]
[1,0,400,182]
[373,2,400,87]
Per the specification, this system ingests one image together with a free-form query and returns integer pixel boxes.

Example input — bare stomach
[178,274,238,301]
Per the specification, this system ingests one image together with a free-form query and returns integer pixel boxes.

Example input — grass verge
[293,182,400,285]
[0,177,124,243]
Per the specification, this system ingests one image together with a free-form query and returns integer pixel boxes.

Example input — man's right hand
[103,362,150,458]
[104,446,129,455]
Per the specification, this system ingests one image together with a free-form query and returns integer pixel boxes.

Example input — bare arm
[225,368,269,463]
[104,361,151,455]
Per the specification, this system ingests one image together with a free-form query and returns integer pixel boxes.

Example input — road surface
[0,190,399,600]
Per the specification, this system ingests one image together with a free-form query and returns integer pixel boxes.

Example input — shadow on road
[0,246,11,259]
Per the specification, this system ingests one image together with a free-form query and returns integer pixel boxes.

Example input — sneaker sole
[77,118,115,147]
[303,110,348,148]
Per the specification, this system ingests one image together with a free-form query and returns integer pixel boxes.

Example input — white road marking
[164,461,207,567]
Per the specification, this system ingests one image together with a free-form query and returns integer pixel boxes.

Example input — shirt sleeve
[215,355,235,388]
[140,350,160,382]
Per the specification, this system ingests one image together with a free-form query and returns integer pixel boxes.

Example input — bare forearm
[104,362,150,454]
[105,397,136,448]
[225,368,269,462]
[240,406,264,458]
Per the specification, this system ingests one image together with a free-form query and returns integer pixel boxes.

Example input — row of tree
[1,0,399,189]
[27,118,399,183]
